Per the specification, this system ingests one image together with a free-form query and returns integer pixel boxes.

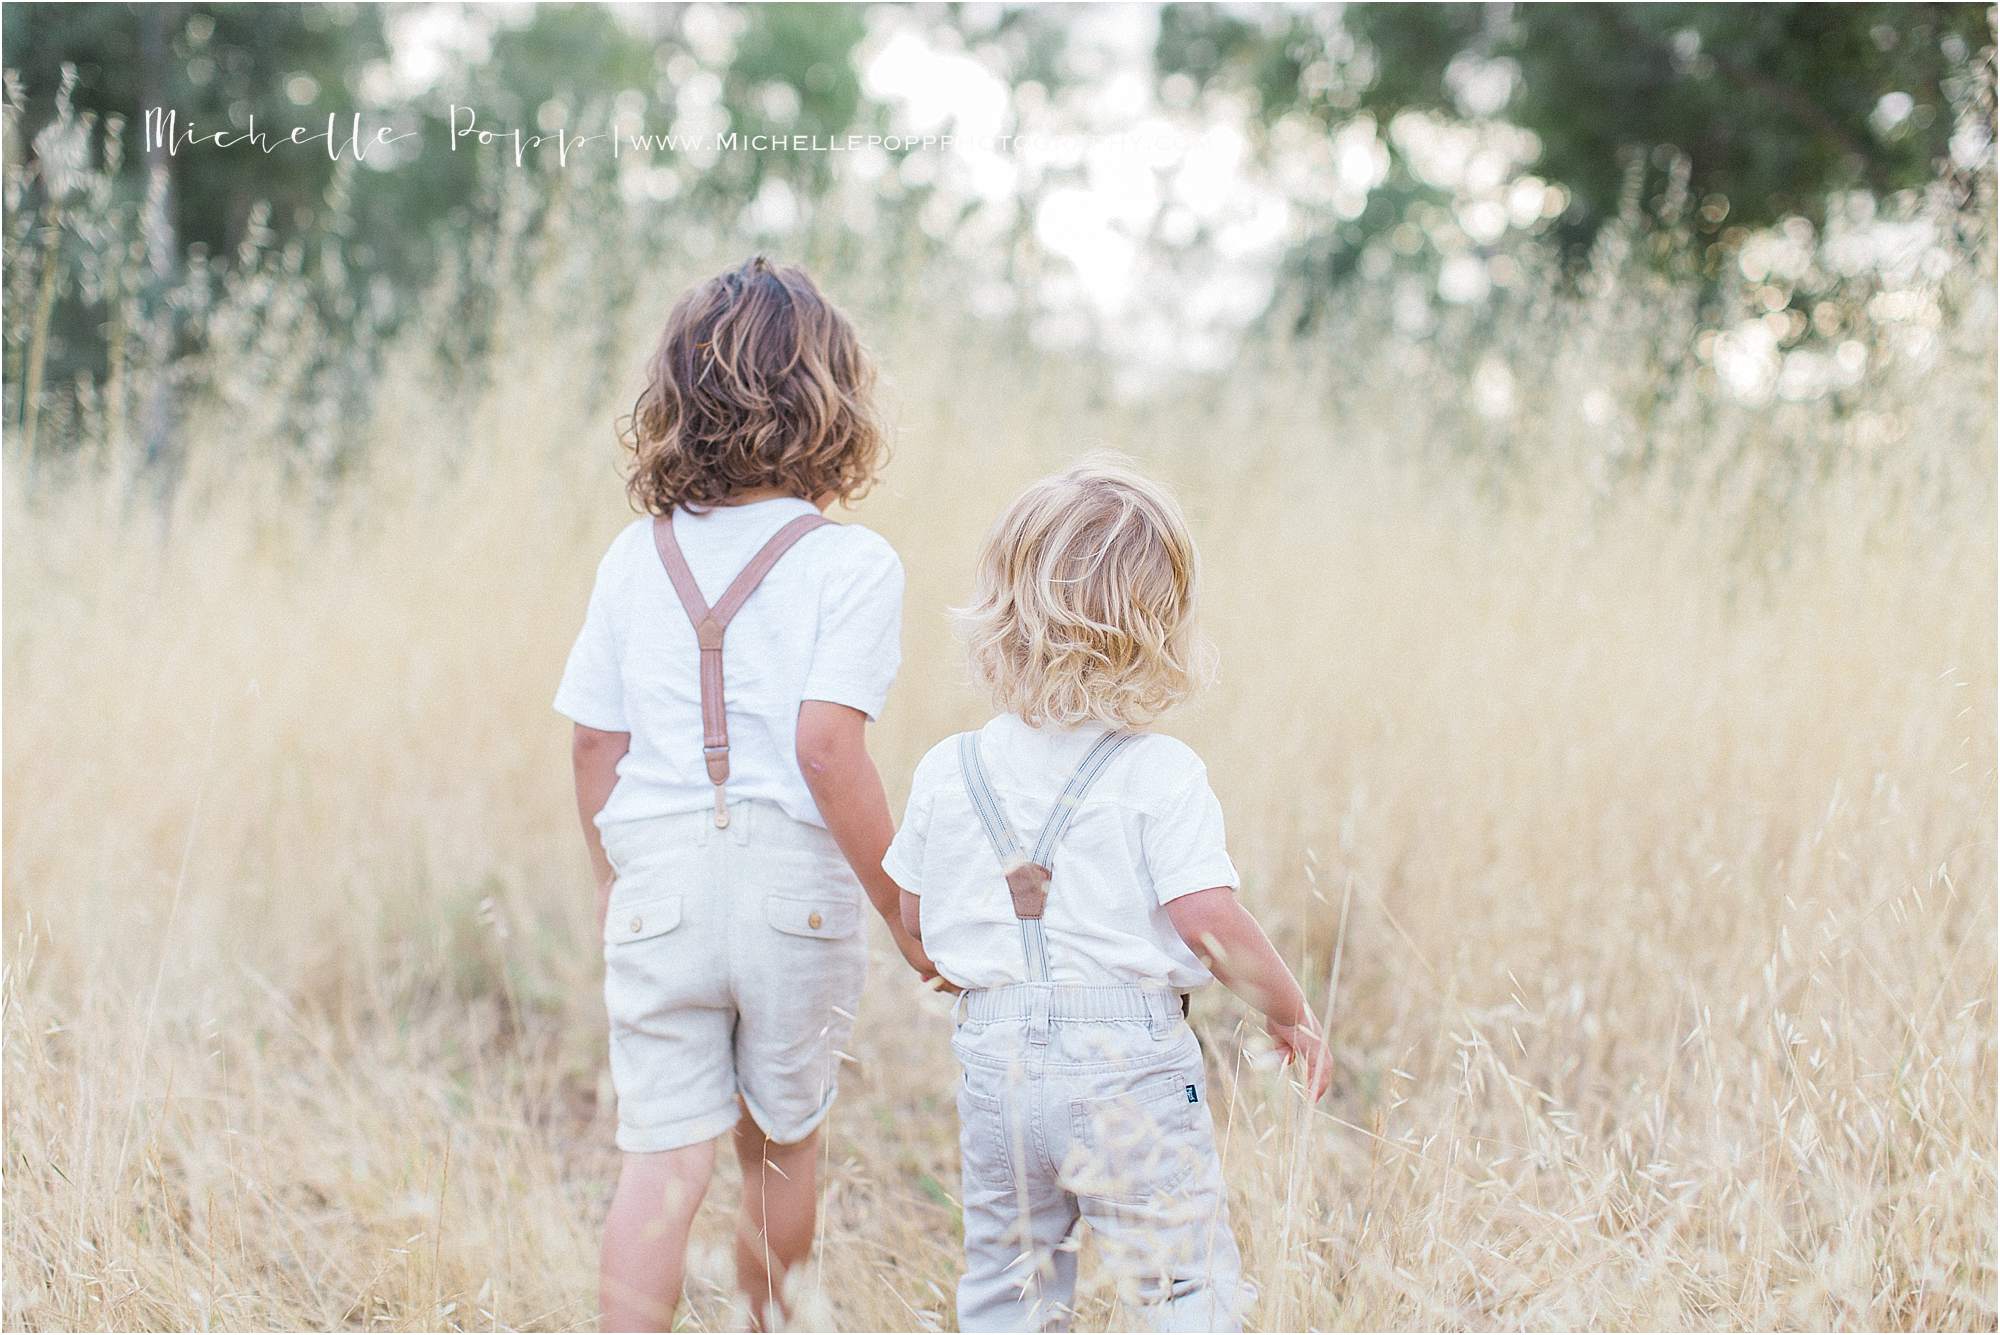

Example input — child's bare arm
[796,700,940,983]
[572,724,631,934]
[892,885,957,993]
[1166,886,1333,1100]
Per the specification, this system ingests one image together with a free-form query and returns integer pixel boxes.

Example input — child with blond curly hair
[883,457,1332,1332]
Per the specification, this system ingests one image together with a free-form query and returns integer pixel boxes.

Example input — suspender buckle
[1027,986,1052,1046]
[703,744,731,789]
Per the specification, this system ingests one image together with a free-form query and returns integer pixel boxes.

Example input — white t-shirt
[554,498,904,830]
[882,714,1239,990]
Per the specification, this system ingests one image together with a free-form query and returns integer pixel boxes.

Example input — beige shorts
[600,800,867,1152]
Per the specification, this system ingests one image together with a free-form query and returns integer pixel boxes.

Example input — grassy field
[3,242,1996,1331]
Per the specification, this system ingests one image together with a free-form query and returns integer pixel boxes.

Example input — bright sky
[859,8,1308,381]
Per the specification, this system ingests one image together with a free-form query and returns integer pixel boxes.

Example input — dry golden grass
[3,261,1995,1331]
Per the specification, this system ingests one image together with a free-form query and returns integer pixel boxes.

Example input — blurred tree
[5,1,1992,438]
[720,2,868,189]
[3,4,887,275]
[1157,3,1995,283]
[4,5,391,466]
[2,3,389,257]
[2,3,892,458]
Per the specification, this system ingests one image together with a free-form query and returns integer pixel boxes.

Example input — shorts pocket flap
[766,895,858,940]
[607,893,682,945]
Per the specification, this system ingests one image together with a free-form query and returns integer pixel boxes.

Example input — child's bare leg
[601,1142,717,1332]
[732,1110,821,1331]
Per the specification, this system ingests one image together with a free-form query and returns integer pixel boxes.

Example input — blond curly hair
[621,256,886,514]
[956,456,1214,729]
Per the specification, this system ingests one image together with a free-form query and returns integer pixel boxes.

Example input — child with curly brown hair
[554,256,936,1331]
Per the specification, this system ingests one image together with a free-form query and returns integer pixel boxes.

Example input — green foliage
[481,5,656,122]
[1489,5,1992,231]
[2,3,389,257]
[1160,2,1995,254]
[1,4,883,280]
[728,4,866,132]
[1155,7,1324,116]
[708,4,872,200]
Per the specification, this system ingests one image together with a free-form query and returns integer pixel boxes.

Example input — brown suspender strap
[653,510,832,827]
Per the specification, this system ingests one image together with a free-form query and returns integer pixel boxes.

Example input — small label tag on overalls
[1186,1084,1199,1103]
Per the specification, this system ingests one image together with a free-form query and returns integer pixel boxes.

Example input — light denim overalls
[950,730,1250,1333]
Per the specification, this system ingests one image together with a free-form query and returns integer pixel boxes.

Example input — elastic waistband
[958,983,1186,1025]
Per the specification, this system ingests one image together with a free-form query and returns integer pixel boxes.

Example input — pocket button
[808,912,824,929]
[629,916,643,934]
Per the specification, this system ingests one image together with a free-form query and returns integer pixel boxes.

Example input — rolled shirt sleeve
[553,545,629,732]
[801,534,905,721]
[881,780,931,895]
[1141,767,1241,903]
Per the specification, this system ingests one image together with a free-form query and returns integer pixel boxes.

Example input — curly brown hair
[620,256,886,514]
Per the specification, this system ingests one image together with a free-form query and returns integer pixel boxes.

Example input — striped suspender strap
[958,732,1049,981]
[956,728,1140,984]
[1030,729,1143,865]
[957,731,1028,869]
[654,510,831,827]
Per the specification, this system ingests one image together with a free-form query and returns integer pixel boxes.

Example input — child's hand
[1266,1015,1334,1102]
[899,939,961,994]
